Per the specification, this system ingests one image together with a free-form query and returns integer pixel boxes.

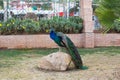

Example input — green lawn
[0,47,119,67]
[0,47,120,58]
[0,47,119,68]
[0,47,120,80]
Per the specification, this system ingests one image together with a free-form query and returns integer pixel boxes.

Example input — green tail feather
[80,66,88,70]
[65,37,83,69]
[55,31,84,69]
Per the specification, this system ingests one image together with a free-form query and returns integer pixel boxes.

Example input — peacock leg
[58,46,62,52]
[67,58,72,70]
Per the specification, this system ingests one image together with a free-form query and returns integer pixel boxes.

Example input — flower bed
[0,17,83,35]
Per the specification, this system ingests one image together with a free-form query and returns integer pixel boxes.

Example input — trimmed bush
[0,17,83,35]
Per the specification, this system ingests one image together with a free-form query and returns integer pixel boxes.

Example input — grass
[78,47,120,55]
[0,47,120,67]
[0,47,119,68]
[0,47,120,80]
[0,47,120,58]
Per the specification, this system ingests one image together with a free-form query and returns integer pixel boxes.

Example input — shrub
[48,17,83,33]
[0,17,83,35]
[21,19,40,34]
[114,18,120,33]
[0,18,18,34]
[69,16,83,24]
[0,21,3,34]
[39,19,50,33]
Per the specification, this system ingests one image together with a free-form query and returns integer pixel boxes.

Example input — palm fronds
[95,0,120,32]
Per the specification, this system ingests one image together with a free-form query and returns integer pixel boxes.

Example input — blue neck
[50,30,56,40]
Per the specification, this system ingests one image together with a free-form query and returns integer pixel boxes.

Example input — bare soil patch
[0,54,120,80]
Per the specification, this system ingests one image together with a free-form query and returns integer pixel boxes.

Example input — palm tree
[95,0,120,32]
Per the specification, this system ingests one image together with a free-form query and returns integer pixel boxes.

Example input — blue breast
[50,31,56,40]
[50,30,63,46]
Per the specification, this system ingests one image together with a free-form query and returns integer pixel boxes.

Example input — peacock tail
[64,36,83,69]
[57,32,83,69]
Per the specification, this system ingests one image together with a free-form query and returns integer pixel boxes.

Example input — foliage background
[0,17,83,35]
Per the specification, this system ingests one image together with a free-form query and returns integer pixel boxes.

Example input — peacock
[49,29,84,69]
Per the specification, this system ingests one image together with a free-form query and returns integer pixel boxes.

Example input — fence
[0,0,80,21]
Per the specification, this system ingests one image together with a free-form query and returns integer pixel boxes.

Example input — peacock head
[50,28,55,33]
[49,28,56,39]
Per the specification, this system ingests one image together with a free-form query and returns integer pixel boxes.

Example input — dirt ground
[0,54,120,80]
